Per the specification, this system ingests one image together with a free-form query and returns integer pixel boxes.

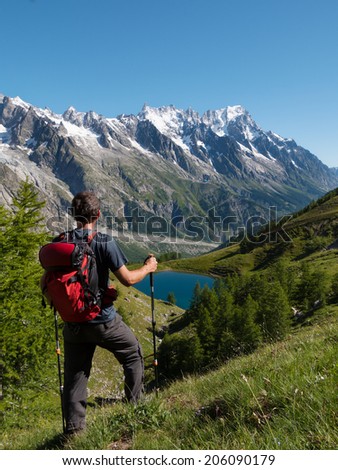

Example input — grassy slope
[159,188,338,277]
[1,188,338,450]
[3,305,337,450]
[88,284,184,395]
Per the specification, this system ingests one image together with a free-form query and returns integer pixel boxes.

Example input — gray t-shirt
[63,229,128,323]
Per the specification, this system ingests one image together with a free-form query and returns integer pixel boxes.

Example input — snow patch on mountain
[62,120,100,143]
[226,105,247,121]
[291,160,302,170]
[139,105,183,134]
[201,105,257,139]
[11,96,31,110]
[0,124,9,143]
[139,105,194,152]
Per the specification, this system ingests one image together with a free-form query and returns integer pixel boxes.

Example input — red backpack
[39,231,102,322]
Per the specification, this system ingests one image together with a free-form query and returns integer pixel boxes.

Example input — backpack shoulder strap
[52,232,66,243]
[53,230,98,245]
[52,231,74,243]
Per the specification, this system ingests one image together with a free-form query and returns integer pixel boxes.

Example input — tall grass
[131,311,337,450]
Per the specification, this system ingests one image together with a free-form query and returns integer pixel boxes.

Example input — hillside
[159,187,338,277]
[2,306,337,450]
[2,242,337,450]
[1,187,337,451]
[83,310,338,450]
[88,284,184,393]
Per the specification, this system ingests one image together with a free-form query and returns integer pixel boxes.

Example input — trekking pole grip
[150,273,155,322]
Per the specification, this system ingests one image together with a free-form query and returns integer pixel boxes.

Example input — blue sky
[1,0,337,167]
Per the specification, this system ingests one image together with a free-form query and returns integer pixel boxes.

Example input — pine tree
[267,259,295,300]
[195,304,215,362]
[1,180,53,396]
[193,286,219,363]
[182,284,219,364]
[229,273,251,306]
[232,295,262,353]
[188,282,202,322]
[245,273,267,303]
[256,281,291,341]
[213,283,237,359]
[296,263,330,310]
[158,326,203,378]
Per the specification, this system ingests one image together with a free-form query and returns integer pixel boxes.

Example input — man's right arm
[113,256,158,287]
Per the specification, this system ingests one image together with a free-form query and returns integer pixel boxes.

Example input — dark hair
[71,191,100,223]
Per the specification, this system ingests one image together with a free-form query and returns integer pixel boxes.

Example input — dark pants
[62,314,144,433]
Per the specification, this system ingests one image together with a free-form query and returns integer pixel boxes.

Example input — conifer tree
[296,263,330,310]
[229,273,251,306]
[267,259,296,301]
[256,281,291,341]
[232,295,262,353]
[194,286,219,363]
[245,273,267,304]
[195,304,215,362]
[213,283,237,359]
[188,282,202,322]
[158,326,203,378]
[1,180,53,396]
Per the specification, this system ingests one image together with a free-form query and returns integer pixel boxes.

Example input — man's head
[71,191,100,226]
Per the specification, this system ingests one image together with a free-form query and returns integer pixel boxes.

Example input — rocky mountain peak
[201,105,257,140]
[62,106,85,126]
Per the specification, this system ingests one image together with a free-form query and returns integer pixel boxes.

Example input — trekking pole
[150,273,159,392]
[53,307,66,433]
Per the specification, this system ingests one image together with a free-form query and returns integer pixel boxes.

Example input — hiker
[53,191,157,435]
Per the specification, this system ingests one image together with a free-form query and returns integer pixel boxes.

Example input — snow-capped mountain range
[0,95,337,253]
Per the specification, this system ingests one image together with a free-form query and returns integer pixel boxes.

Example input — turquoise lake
[135,271,215,310]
